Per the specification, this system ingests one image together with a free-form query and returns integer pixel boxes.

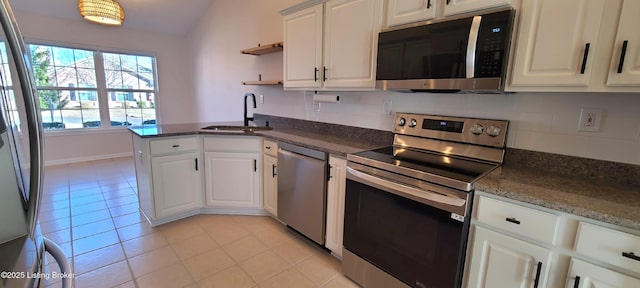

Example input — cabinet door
[467,226,553,288]
[283,5,323,89]
[204,152,260,208]
[325,156,347,257]
[323,0,382,88]
[510,0,606,87]
[262,155,278,216]
[151,153,202,218]
[444,0,512,16]
[566,258,640,288]
[606,0,640,86]
[386,0,435,27]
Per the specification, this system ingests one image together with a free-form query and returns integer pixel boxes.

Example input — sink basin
[200,125,273,133]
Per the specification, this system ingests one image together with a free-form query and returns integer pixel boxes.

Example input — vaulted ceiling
[9,0,213,35]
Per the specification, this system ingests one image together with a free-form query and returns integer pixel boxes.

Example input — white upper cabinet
[283,5,323,89]
[510,0,606,87]
[283,0,383,90]
[385,0,436,27]
[606,0,640,86]
[443,0,512,16]
[508,0,640,91]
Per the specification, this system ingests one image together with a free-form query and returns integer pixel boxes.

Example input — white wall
[187,0,303,123]
[191,0,640,165]
[13,12,197,165]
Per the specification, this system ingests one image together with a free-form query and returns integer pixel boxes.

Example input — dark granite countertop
[129,117,640,231]
[128,121,387,156]
[476,164,640,231]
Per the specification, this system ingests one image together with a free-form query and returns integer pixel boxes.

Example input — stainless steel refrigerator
[0,0,72,287]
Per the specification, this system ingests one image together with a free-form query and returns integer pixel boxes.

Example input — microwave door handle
[347,167,466,210]
[466,16,482,78]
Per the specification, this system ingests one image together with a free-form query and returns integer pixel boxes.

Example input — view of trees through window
[29,44,157,129]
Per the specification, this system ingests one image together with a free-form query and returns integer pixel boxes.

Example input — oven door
[343,167,471,288]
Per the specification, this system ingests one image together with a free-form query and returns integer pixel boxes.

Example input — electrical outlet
[578,108,602,132]
[260,94,264,104]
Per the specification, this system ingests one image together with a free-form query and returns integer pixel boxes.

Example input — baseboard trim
[45,152,133,166]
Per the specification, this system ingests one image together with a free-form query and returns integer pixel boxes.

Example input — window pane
[108,91,155,126]
[39,89,100,129]
[104,52,155,90]
[30,44,97,89]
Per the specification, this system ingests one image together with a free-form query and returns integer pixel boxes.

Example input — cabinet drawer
[150,137,198,155]
[476,196,560,244]
[575,222,640,272]
[203,136,261,152]
[263,140,278,157]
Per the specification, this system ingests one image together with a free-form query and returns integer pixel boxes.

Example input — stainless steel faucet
[244,93,256,126]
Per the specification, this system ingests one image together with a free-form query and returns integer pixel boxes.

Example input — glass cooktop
[348,146,499,189]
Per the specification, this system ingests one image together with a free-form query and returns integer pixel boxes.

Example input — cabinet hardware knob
[272,164,277,177]
[580,43,590,74]
[533,261,542,288]
[622,251,640,262]
[427,0,432,9]
[265,146,271,149]
[505,217,521,225]
[172,144,180,148]
[314,67,319,82]
[323,66,328,81]
[617,40,629,73]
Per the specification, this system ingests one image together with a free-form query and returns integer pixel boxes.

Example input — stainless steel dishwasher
[277,142,328,245]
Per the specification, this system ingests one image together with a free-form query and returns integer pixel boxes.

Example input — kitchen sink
[200,125,273,133]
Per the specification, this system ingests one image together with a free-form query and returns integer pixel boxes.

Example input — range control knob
[470,124,484,135]
[409,119,418,127]
[486,125,502,137]
[397,117,406,127]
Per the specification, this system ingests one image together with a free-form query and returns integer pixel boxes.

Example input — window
[0,42,20,129]
[28,44,157,130]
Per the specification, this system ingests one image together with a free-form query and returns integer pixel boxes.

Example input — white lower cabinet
[325,156,347,257]
[567,258,640,288]
[467,226,553,288]
[203,136,261,211]
[132,135,203,225]
[467,194,640,288]
[151,153,202,218]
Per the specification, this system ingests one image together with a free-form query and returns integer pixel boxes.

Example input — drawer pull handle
[573,276,581,288]
[505,217,521,225]
[265,146,271,150]
[622,252,640,262]
[172,144,180,148]
[533,261,542,288]
[272,164,277,177]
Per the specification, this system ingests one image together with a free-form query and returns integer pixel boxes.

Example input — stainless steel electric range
[343,113,509,288]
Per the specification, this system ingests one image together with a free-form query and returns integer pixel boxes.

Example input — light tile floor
[39,157,357,288]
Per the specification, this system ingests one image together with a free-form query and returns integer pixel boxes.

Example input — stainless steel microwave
[376,9,515,93]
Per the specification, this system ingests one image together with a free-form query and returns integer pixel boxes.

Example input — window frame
[25,41,160,133]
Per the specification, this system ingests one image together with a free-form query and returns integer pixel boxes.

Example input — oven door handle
[347,167,466,209]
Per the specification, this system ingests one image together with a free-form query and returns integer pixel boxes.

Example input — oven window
[343,179,467,288]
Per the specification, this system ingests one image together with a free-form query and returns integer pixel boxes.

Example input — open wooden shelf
[242,80,283,85]
[241,42,283,55]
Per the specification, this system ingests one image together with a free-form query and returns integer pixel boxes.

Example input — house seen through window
[28,44,157,129]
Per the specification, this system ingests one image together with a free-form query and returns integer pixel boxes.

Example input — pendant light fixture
[78,0,125,26]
